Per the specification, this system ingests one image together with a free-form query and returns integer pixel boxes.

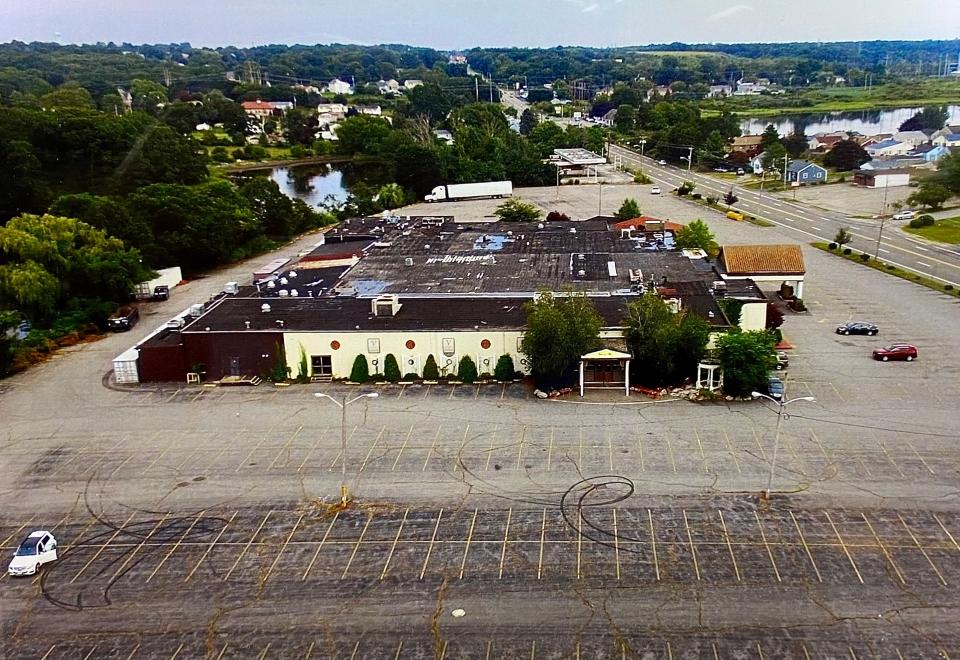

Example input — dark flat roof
[180,293,729,334]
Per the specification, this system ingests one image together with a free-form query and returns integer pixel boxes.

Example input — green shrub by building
[457,355,478,384]
[423,354,439,380]
[494,354,516,381]
[383,353,401,382]
[350,354,370,383]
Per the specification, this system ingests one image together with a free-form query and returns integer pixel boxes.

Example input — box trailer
[134,266,182,300]
[424,181,513,203]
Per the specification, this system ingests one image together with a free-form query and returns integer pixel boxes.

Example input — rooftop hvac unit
[280,277,288,285]
[189,303,203,316]
[261,303,271,313]
[712,281,727,292]
[288,270,297,278]
[278,290,289,297]
[290,289,299,297]
[224,281,239,294]
[578,269,586,277]
[405,258,414,266]
[267,281,276,289]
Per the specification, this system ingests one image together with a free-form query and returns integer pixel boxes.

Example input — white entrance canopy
[554,148,606,166]
[580,348,632,397]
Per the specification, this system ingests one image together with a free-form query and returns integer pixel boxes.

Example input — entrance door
[311,355,333,378]
[228,357,241,377]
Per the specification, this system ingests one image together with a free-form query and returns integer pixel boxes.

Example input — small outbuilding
[718,244,807,299]
[853,169,911,189]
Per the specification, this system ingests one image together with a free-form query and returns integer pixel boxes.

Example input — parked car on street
[650,186,661,195]
[836,321,879,336]
[657,159,667,166]
[892,210,916,221]
[8,531,58,576]
[107,305,139,332]
[774,351,789,370]
[872,344,917,361]
[767,376,785,400]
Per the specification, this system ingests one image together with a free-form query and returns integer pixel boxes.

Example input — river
[264,162,393,209]
[740,105,960,137]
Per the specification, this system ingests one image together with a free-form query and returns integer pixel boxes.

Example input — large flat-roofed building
[127,215,782,385]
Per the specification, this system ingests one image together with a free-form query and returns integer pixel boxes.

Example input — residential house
[785,160,828,185]
[733,79,769,95]
[729,135,764,155]
[240,100,275,120]
[645,85,672,101]
[433,129,454,145]
[355,105,382,116]
[316,102,347,118]
[932,133,960,148]
[706,84,733,98]
[377,79,401,95]
[270,101,294,114]
[748,155,765,175]
[923,145,952,163]
[448,54,467,65]
[599,108,617,127]
[327,78,354,95]
[859,157,924,171]
[403,79,424,90]
[809,134,845,152]
[293,84,322,95]
[892,131,930,147]
[866,139,913,158]
[853,169,911,188]
[931,125,960,141]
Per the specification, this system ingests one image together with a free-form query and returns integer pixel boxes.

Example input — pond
[740,105,960,137]
[262,162,394,209]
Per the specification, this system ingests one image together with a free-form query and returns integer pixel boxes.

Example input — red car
[872,344,917,362]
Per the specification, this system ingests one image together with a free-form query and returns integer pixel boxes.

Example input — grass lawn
[811,242,960,298]
[904,216,960,244]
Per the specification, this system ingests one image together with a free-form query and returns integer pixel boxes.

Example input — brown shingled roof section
[720,245,805,275]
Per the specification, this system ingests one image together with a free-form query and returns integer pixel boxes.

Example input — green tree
[377,183,407,210]
[519,109,538,135]
[494,354,516,381]
[457,355,478,384]
[335,115,392,155]
[614,104,637,132]
[39,83,95,110]
[833,227,852,247]
[48,193,152,250]
[624,293,711,386]
[408,84,454,122]
[350,354,370,383]
[716,330,777,397]
[422,354,440,380]
[933,151,960,195]
[760,124,781,151]
[494,198,541,222]
[761,143,788,173]
[782,130,808,158]
[823,140,870,171]
[899,106,948,132]
[0,214,151,319]
[614,198,641,220]
[116,124,208,192]
[674,219,718,255]
[0,138,48,220]
[907,182,951,210]
[521,291,602,386]
[383,353,401,383]
[284,107,319,145]
[130,79,168,114]
[237,178,297,237]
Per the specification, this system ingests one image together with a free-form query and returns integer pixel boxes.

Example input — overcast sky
[2,0,959,49]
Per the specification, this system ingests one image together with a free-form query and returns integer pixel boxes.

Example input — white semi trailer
[424,181,513,202]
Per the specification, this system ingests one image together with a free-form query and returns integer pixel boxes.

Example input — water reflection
[263,162,393,209]
[741,105,960,136]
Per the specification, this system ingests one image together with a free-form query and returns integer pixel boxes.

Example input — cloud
[707,4,754,21]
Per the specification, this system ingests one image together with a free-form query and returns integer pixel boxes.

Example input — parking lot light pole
[751,392,816,499]
[314,392,379,505]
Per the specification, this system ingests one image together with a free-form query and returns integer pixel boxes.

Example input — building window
[517,336,524,352]
[311,355,333,376]
[367,338,380,354]
[441,338,455,356]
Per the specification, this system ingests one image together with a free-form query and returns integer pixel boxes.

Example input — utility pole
[489,80,493,103]
[751,389,816,499]
[314,392,379,506]
[475,77,479,101]
[874,182,891,259]
[782,155,790,184]
[687,146,693,172]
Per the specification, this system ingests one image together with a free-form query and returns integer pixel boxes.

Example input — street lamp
[750,391,816,500]
[314,391,379,505]
[638,138,648,171]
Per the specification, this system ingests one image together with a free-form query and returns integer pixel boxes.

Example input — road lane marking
[419,508,443,580]
[916,261,931,267]
[810,226,822,231]
[825,511,863,583]
[340,513,372,579]
[537,509,547,580]
[682,510,701,581]
[147,511,206,583]
[790,511,822,582]
[223,511,271,582]
[391,425,413,471]
[648,509,660,580]
[717,510,741,582]
[380,508,408,581]
[301,512,339,581]
[264,513,303,584]
[878,248,891,254]
[458,508,478,580]
[70,512,136,583]
[899,514,947,586]
[499,507,513,580]
[612,508,621,580]
[185,511,236,582]
[754,512,781,582]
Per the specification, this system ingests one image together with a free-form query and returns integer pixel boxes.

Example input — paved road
[608,143,960,287]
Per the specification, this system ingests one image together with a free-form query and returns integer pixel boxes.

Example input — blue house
[924,145,952,163]
[786,160,828,185]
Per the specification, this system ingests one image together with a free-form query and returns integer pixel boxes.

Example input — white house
[403,79,424,90]
[316,102,347,118]
[327,78,354,95]
[892,131,930,147]
[932,133,960,148]
[356,105,382,116]
[706,84,733,98]
[853,169,911,189]
[866,139,913,158]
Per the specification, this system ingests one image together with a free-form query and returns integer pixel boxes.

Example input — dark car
[836,321,879,336]
[767,376,785,400]
[152,285,170,301]
[872,344,917,362]
[107,305,139,332]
